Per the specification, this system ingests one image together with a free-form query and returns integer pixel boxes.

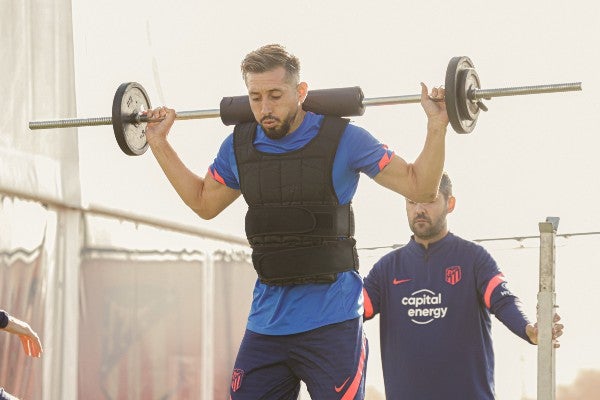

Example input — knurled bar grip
[473,82,582,100]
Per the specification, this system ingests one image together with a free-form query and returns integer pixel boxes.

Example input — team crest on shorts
[231,368,245,392]
[445,266,462,285]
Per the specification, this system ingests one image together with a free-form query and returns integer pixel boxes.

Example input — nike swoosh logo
[335,376,351,393]
[393,278,412,285]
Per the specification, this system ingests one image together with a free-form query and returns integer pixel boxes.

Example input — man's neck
[287,109,307,135]
[414,230,449,249]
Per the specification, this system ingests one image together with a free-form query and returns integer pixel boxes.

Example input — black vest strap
[245,204,354,239]
[253,239,359,286]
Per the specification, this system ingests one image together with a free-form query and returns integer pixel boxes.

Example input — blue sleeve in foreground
[340,125,395,178]
[491,294,533,343]
[209,133,239,189]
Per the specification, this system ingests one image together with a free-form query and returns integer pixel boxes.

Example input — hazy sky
[69,0,599,398]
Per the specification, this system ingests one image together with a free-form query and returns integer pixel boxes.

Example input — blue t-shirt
[363,232,532,400]
[210,112,394,335]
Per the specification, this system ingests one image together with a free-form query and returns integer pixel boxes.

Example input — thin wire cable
[358,231,600,251]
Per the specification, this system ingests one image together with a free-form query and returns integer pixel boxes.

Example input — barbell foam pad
[219,86,366,126]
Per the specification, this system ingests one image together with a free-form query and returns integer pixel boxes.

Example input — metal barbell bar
[29,56,582,156]
[28,83,582,128]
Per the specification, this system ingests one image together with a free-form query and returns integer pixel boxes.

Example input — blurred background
[1,0,599,398]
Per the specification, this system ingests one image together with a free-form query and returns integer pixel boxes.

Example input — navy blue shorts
[229,317,368,400]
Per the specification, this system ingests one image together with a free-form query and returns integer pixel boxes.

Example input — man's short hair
[241,44,300,84]
[439,172,453,200]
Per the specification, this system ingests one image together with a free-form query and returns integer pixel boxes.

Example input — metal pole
[537,216,559,400]
[0,185,249,246]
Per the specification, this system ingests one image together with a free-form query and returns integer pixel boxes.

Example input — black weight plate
[445,56,477,134]
[112,82,151,156]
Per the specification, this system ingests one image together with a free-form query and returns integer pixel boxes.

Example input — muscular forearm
[5,317,29,336]
[144,106,222,219]
[149,139,208,215]
[377,126,446,202]
[149,139,241,219]
[1,313,44,357]
[410,122,447,202]
[403,82,449,202]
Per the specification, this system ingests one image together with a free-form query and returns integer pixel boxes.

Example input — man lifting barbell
[143,43,448,400]
[27,44,582,398]
[28,56,581,154]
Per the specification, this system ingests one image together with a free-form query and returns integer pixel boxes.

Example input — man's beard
[260,109,298,140]
[409,213,447,240]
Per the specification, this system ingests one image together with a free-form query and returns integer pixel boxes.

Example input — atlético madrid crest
[231,368,245,392]
[445,266,462,285]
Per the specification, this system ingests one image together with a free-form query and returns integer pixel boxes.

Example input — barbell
[29,56,582,156]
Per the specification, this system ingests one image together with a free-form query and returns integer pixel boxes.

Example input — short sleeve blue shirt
[210,112,394,335]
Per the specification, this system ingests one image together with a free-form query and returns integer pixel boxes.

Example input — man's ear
[297,81,308,104]
[447,196,456,213]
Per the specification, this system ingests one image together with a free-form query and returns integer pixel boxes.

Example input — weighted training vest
[233,116,359,286]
